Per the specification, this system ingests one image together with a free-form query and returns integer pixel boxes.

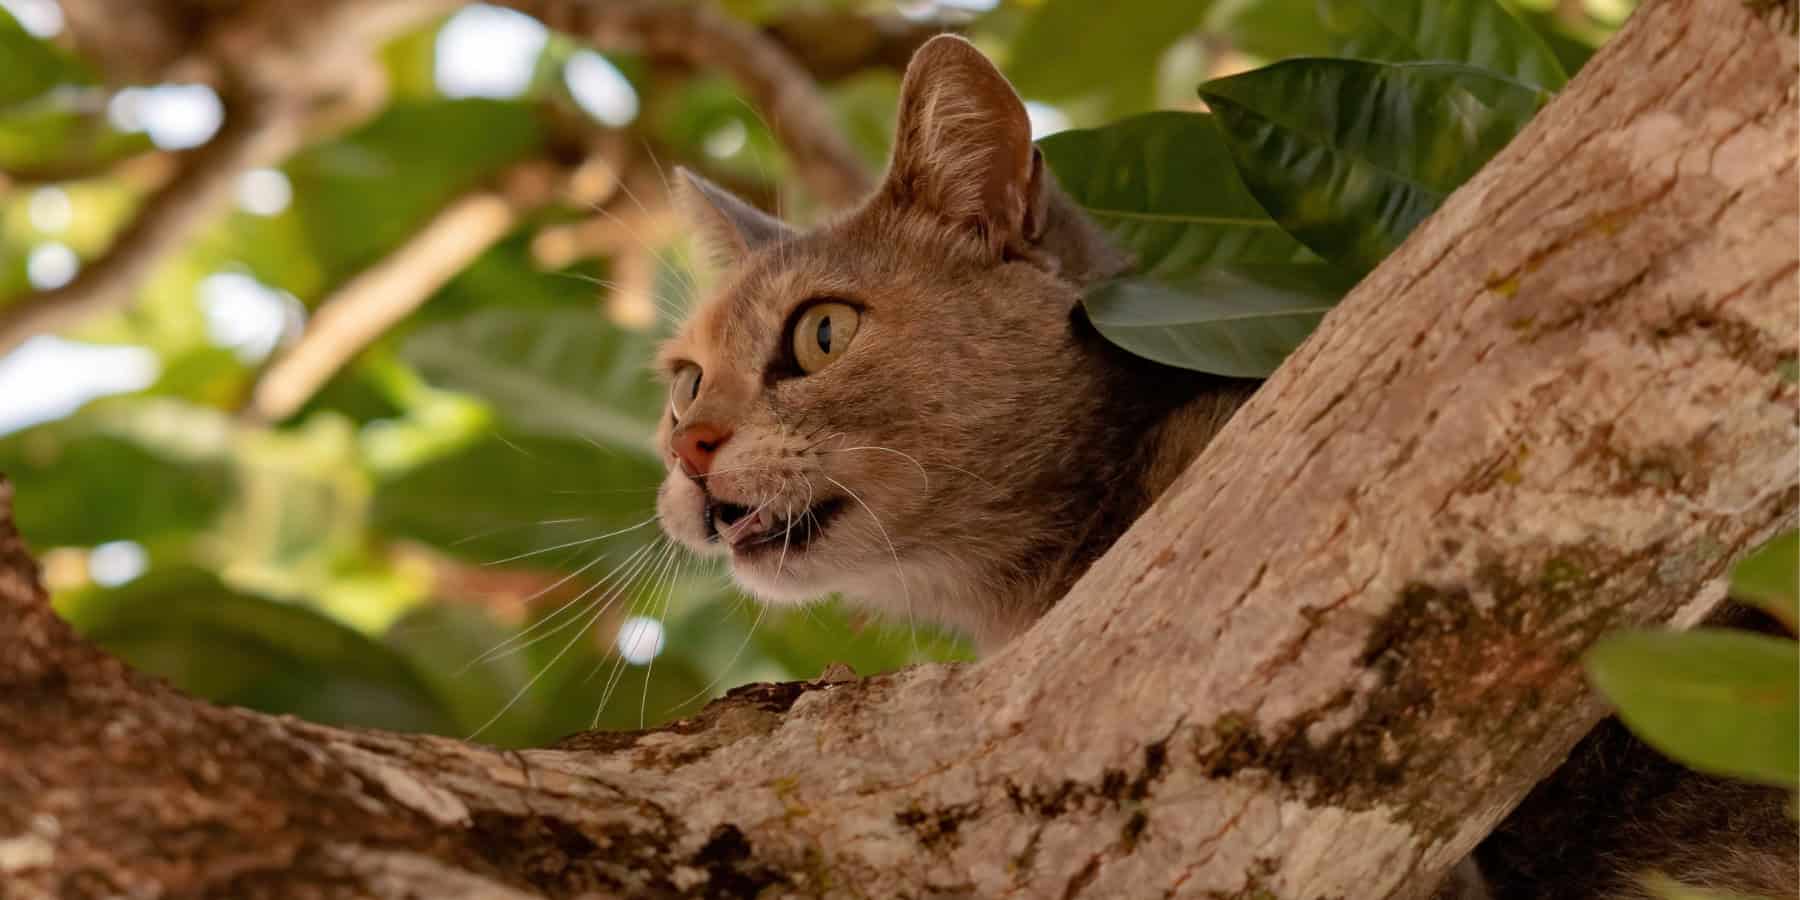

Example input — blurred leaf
[1084,271,1346,377]
[1007,0,1212,116]
[1731,530,1799,632]
[746,600,970,683]
[0,13,93,108]
[1208,0,1566,90]
[385,602,544,747]
[402,307,664,453]
[1587,628,1799,787]
[60,566,455,733]
[286,100,541,283]
[0,413,230,549]
[372,430,663,567]
[1200,60,1549,274]
[1040,111,1357,375]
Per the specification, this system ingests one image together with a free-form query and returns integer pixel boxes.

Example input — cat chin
[726,562,822,606]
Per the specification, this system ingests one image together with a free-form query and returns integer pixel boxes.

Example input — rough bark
[1,0,1795,898]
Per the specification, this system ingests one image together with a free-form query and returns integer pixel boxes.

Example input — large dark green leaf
[1006,0,1213,116]
[1084,271,1347,377]
[372,430,664,567]
[60,566,455,734]
[1208,0,1566,90]
[1040,111,1357,376]
[1201,60,1550,274]
[1730,530,1798,632]
[1587,628,1799,787]
[401,307,664,454]
[0,413,231,549]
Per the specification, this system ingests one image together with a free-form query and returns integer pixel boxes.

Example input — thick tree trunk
[1,0,1794,897]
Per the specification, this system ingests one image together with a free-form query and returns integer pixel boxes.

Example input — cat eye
[792,302,860,374]
[669,365,701,420]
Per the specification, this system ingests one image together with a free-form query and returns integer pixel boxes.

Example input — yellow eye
[670,365,701,420]
[792,302,860,374]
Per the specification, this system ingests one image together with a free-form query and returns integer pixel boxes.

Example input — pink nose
[672,423,732,477]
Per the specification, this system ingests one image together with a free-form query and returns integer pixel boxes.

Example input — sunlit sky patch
[0,0,62,38]
[26,242,77,290]
[564,50,638,127]
[236,168,293,217]
[435,4,548,100]
[89,540,148,587]
[199,270,307,363]
[1024,101,1070,140]
[108,84,225,150]
[28,186,72,233]
[0,337,160,436]
[616,616,667,665]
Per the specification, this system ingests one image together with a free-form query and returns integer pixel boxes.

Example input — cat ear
[882,35,1046,262]
[674,167,793,267]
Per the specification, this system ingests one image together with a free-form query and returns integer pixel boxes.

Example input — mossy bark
[2,0,1796,897]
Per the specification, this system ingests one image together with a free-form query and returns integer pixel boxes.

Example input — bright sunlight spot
[564,50,638,127]
[88,540,148,587]
[0,336,160,436]
[236,168,293,217]
[0,0,63,38]
[615,616,667,665]
[198,271,306,363]
[434,4,548,100]
[27,186,72,233]
[108,84,225,150]
[703,118,748,159]
[1024,101,1071,140]
[26,242,77,290]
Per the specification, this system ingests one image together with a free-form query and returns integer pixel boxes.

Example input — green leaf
[401,307,665,455]
[1731,530,1799,631]
[371,430,664,567]
[1040,111,1358,376]
[286,100,541,284]
[1207,0,1566,90]
[1006,0,1213,116]
[1201,60,1550,274]
[384,603,545,747]
[1586,628,1799,787]
[60,566,455,734]
[1084,271,1348,377]
[0,413,231,549]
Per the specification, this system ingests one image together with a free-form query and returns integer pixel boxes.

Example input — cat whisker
[459,541,655,673]
[822,474,916,653]
[481,515,658,567]
[448,516,594,548]
[820,445,930,489]
[593,539,683,726]
[668,599,766,715]
[464,538,667,741]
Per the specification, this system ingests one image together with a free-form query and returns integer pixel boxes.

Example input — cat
[651,33,1794,900]
[652,35,1254,651]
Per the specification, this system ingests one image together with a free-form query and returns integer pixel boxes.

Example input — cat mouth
[705,495,846,558]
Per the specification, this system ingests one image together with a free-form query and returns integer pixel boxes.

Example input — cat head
[653,35,1132,646]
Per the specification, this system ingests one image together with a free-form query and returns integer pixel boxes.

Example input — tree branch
[0,0,1794,897]
[498,0,875,208]
[0,92,305,356]
[243,162,559,424]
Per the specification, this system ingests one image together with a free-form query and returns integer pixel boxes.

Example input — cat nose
[672,423,732,477]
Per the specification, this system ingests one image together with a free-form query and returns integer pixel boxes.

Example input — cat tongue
[731,507,776,545]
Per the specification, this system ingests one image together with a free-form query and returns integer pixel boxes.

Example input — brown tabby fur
[654,33,1794,900]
